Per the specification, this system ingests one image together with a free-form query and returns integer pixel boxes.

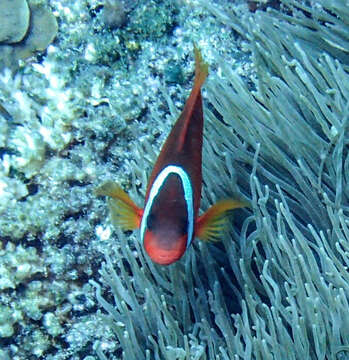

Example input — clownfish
[96,45,247,265]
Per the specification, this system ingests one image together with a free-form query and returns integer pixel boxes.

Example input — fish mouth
[143,232,187,265]
[145,245,184,265]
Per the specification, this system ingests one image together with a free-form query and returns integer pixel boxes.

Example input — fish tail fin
[195,199,248,242]
[193,43,209,89]
[95,182,143,230]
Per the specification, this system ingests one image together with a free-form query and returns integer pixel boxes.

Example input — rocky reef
[0,0,348,359]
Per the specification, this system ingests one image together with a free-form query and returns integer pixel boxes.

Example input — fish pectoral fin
[95,182,143,230]
[195,199,248,242]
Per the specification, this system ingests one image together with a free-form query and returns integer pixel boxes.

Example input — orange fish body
[97,46,247,265]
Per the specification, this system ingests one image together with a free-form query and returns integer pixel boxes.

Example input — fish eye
[147,212,155,230]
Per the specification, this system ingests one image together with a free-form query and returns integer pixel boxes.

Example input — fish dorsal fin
[176,45,208,152]
[193,44,209,90]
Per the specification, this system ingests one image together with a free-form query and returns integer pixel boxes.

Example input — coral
[0,63,77,178]
[0,242,44,291]
[0,240,98,357]
[0,55,85,240]
[0,242,52,344]
[0,158,28,214]
[0,304,21,338]
[22,329,51,357]
[129,1,178,39]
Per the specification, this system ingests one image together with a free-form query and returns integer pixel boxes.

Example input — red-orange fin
[196,199,248,242]
[95,182,143,230]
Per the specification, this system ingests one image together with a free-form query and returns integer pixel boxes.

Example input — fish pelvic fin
[95,182,143,230]
[195,199,248,242]
[193,43,209,90]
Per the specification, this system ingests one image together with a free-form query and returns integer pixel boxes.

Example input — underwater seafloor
[0,0,349,359]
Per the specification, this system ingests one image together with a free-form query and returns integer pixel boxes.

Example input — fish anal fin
[195,199,248,242]
[95,182,143,230]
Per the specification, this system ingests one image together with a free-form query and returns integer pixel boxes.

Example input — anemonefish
[96,45,247,265]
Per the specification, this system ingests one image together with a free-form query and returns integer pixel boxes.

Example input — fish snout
[143,230,187,265]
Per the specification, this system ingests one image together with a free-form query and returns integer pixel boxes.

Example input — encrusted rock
[0,2,58,70]
[15,3,58,59]
[0,0,30,44]
[102,0,127,29]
